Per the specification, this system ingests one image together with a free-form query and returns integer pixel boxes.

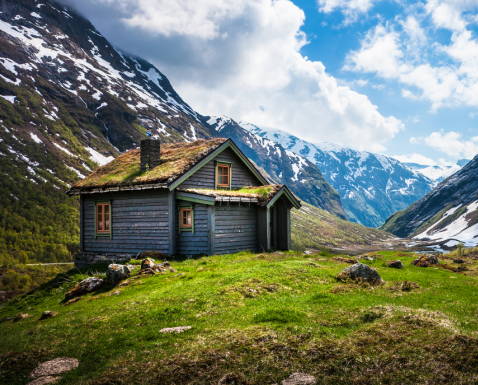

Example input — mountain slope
[382,155,478,246]
[206,116,345,218]
[0,0,211,263]
[244,124,433,227]
[292,202,392,250]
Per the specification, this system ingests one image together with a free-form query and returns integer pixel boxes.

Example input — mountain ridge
[382,154,478,246]
[242,124,434,227]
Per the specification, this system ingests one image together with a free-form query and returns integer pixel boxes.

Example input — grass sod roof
[180,185,283,204]
[181,185,301,208]
[71,138,228,190]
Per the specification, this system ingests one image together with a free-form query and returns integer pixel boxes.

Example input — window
[96,202,111,234]
[179,207,193,230]
[216,162,231,188]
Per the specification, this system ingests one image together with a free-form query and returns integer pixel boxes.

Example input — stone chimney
[140,138,161,172]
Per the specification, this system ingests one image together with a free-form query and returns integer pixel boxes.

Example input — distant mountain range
[242,125,435,227]
[401,159,469,184]
[382,155,478,247]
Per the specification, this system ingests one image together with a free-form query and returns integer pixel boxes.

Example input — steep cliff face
[382,155,478,246]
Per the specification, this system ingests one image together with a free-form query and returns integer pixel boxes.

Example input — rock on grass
[386,260,403,269]
[64,277,104,301]
[412,255,439,267]
[337,263,383,285]
[106,264,131,285]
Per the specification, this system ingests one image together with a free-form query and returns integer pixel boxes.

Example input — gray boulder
[64,277,104,300]
[106,264,131,284]
[386,260,403,269]
[337,263,383,285]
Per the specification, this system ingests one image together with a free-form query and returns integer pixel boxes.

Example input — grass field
[1,250,478,385]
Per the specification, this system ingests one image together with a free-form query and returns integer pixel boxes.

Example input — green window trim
[179,206,194,233]
[95,200,112,239]
[215,160,232,190]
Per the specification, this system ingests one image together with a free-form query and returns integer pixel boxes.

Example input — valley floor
[1,250,478,385]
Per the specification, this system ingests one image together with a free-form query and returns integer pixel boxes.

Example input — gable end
[169,140,268,191]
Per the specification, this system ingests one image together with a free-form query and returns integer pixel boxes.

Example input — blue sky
[290,0,478,164]
[64,0,478,165]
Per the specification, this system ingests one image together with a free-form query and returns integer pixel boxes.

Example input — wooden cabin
[68,138,301,265]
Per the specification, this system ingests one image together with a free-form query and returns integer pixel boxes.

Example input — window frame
[179,206,194,232]
[95,201,112,238]
[215,161,232,189]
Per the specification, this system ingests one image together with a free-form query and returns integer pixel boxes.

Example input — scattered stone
[64,277,104,301]
[14,313,31,322]
[337,263,383,285]
[362,256,375,261]
[106,264,131,284]
[412,254,439,267]
[390,281,420,292]
[217,373,249,385]
[281,372,316,385]
[118,280,130,287]
[453,258,465,264]
[159,326,192,334]
[440,264,469,273]
[333,256,357,264]
[112,290,121,295]
[138,259,176,275]
[63,297,81,306]
[27,376,61,385]
[30,357,79,379]
[386,260,403,269]
[141,257,156,270]
[39,311,57,320]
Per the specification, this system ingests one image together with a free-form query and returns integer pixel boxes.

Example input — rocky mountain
[402,159,469,184]
[243,125,433,227]
[0,0,346,263]
[207,116,345,218]
[382,155,478,247]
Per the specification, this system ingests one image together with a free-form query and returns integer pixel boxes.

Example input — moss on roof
[73,138,227,189]
[181,185,282,203]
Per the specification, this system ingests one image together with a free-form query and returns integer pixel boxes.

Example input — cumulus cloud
[345,0,478,110]
[62,0,402,151]
[411,131,478,159]
[317,0,380,22]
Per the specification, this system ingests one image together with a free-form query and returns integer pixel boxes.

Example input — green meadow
[1,250,478,385]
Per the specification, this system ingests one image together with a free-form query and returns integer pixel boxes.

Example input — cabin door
[270,198,289,251]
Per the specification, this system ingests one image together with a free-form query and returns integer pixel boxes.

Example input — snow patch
[0,95,15,103]
[86,147,114,166]
[30,132,43,144]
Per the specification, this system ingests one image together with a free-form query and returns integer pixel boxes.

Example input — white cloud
[345,0,478,110]
[76,0,403,152]
[317,0,380,22]
[412,131,478,159]
[93,0,245,39]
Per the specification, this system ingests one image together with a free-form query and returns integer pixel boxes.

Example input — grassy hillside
[292,202,392,250]
[1,250,478,385]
